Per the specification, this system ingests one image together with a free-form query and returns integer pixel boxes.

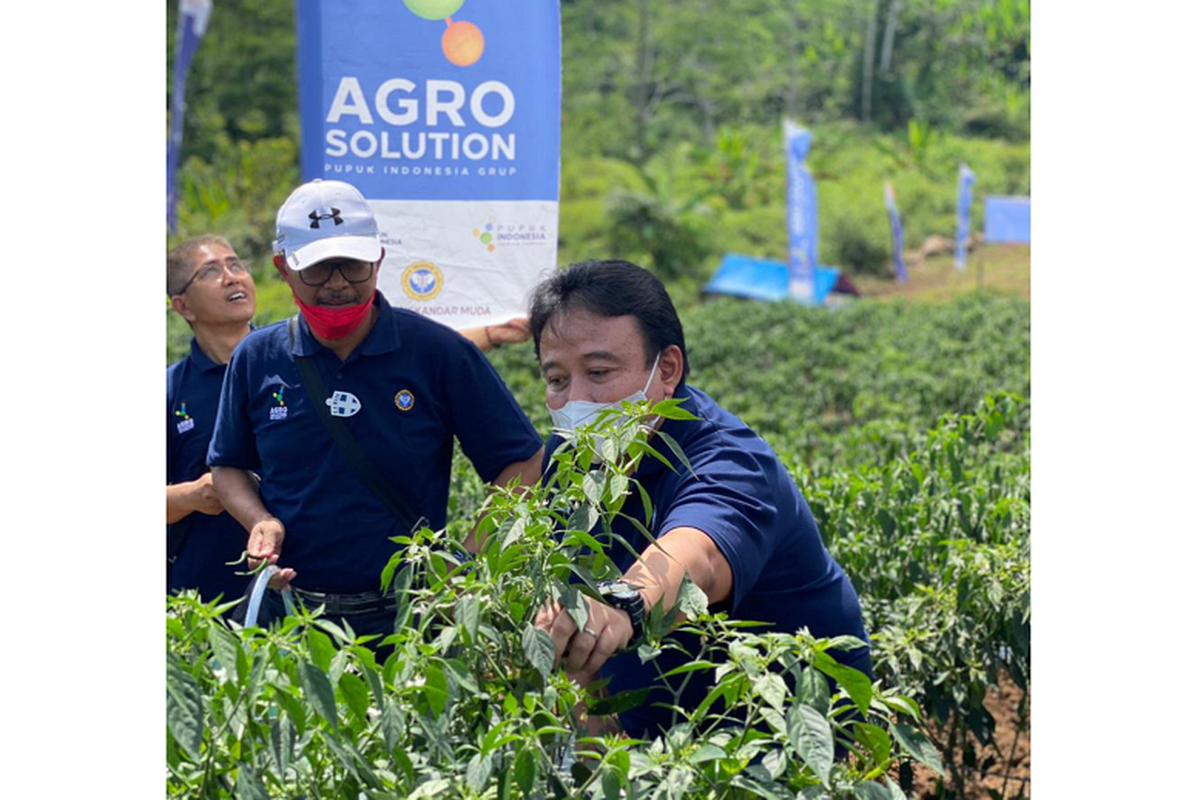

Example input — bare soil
[897,672,1031,799]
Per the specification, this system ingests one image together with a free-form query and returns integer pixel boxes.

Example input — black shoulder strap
[289,316,425,533]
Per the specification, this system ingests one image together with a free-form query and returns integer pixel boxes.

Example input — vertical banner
[296,0,561,330]
[884,181,907,284]
[167,0,213,232]
[784,120,818,304]
[955,163,976,272]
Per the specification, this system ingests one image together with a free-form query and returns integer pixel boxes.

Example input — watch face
[603,581,640,600]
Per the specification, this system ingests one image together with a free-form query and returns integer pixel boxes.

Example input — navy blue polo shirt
[207,293,542,593]
[167,339,255,604]
[543,384,870,739]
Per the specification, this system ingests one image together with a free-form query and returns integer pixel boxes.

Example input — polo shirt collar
[288,292,402,358]
[188,337,225,374]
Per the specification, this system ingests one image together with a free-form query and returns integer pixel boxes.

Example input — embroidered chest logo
[395,389,415,412]
[326,390,362,418]
[174,402,195,433]
[270,386,289,420]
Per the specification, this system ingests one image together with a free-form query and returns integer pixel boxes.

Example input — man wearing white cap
[207,179,544,637]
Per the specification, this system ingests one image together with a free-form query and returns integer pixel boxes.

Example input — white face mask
[548,353,660,434]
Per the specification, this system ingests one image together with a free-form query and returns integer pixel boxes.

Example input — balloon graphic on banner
[402,0,484,66]
[402,0,464,20]
[443,20,485,66]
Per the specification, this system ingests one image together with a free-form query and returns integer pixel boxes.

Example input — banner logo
[402,1,486,67]
[402,261,445,300]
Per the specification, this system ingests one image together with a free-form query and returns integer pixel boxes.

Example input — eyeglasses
[176,258,248,295]
[295,259,376,287]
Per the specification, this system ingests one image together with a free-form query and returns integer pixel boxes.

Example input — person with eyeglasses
[206,179,545,640]
[166,235,259,608]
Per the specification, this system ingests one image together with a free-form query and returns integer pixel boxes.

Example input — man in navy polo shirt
[208,179,544,636]
[529,260,871,739]
[167,235,258,606]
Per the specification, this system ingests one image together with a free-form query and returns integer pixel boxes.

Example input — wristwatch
[597,580,646,645]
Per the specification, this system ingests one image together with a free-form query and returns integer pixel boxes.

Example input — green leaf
[601,764,622,800]
[754,673,788,712]
[787,704,834,786]
[306,628,336,672]
[798,666,831,716]
[608,473,630,507]
[655,430,693,474]
[587,687,651,716]
[455,594,481,643]
[884,776,908,800]
[381,698,405,751]
[762,747,788,779]
[514,746,536,796]
[235,768,271,800]
[467,752,495,793]
[298,661,339,729]
[854,722,893,768]
[407,778,452,798]
[424,662,451,718]
[522,625,556,680]
[338,672,370,723]
[584,471,605,505]
[166,653,205,763]
[814,660,873,716]
[268,715,294,776]
[651,398,699,421]
[658,660,717,679]
[854,784,894,800]
[208,625,242,682]
[688,743,726,764]
[891,721,945,776]
[677,576,709,620]
[560,585,591,633]
[273,686,308,736]
[360,659,385,709]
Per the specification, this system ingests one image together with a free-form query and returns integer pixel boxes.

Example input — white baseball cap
[273,179,383,271]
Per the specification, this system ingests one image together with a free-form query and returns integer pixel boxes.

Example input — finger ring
[583,627,599,637]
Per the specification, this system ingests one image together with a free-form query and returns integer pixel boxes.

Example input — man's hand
[247,517,295,590]
[535,594,635,676]
[487,317,532,347]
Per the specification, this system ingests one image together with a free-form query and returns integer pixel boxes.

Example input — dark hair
[167,234,234,296]
[529,260,689,383]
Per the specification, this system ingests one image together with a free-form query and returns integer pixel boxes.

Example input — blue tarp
[984,196,1032,243]
[704,254,841,305]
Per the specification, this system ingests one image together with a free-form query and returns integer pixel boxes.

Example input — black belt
[291,587,397,616]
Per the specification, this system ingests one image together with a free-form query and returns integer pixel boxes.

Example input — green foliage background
[166,0,1030,283]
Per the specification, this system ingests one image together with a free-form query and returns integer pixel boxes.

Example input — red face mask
[293,291,376,340]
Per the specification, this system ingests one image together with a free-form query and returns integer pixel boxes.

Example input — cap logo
[309,208,344,229]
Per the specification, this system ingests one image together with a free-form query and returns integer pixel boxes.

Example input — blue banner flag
[955,163,976,271]
[984,196,1031,243]
[784,120,819,303]
[167,0,212,233]
[884,181,907,284]
[296,0,562,329]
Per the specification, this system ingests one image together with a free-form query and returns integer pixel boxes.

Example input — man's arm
[464,446,545,553]
[459,318,531,353]
[166,473,225,523]
[538,526,733,676]
[211,466,296,588]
